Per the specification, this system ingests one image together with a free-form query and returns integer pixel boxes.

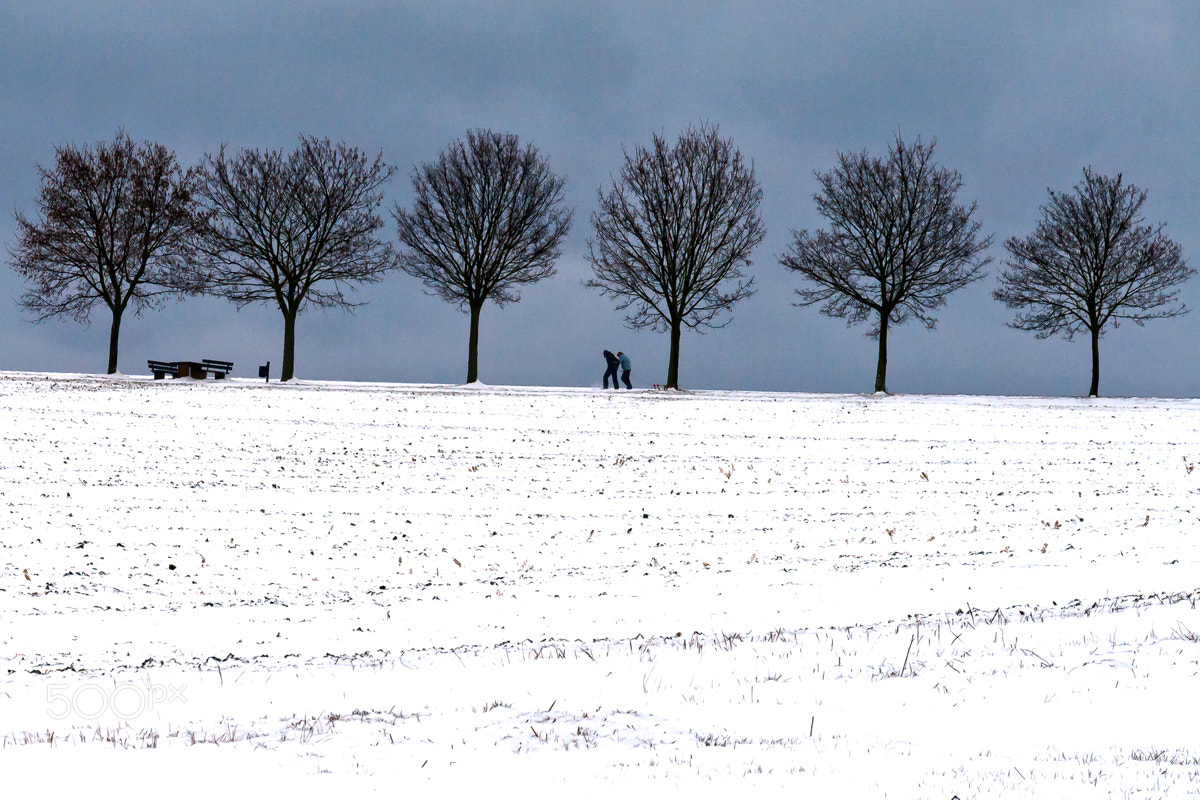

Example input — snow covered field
[1,372,1198,797]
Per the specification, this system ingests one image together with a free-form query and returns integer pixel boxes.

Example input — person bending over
[618,351,632,390]
[602,350,621,389]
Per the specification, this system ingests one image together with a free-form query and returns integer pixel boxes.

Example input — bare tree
[585,122,764,390]
[994,169,1192,396]
[393,129,572,384]
[780,134,991,393]
[195,136,397,382]
[7,130,203,374]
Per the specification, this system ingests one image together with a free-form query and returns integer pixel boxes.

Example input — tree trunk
[874,311,889,393]
[1088,325,1100,397]
[106,308,123,375]
[466,301,482,384]
[666,318,682,389]
[281,309,297,382]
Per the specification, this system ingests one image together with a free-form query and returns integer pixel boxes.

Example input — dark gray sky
[3,1,1198,396]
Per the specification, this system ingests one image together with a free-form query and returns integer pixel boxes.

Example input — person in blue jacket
[602,350,621,389]
[618,351,632,389]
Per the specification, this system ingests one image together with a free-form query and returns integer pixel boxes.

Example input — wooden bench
[202,359,234,379]
[148,359,233,379]
[147,360,180,380]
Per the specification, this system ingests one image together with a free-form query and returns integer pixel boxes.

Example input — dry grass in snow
[1,373,1198,797]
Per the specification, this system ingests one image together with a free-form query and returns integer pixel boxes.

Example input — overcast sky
[2,1,1197,396]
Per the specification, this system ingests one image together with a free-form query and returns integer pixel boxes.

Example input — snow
[1,372,1198,797]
